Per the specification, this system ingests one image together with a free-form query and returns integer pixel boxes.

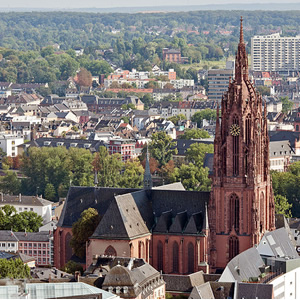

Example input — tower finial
[240,16,244,44]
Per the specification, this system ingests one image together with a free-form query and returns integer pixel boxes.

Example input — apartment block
[207,66,234,102]
[251,33,300,73]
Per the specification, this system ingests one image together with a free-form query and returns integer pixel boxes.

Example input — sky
[0,0,299,9]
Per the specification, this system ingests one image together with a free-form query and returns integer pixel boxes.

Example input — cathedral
[54,18,275,274]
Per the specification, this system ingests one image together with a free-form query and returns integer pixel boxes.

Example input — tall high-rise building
[207,61,235,102]
[209,17,276,270]
[251,33,300,73]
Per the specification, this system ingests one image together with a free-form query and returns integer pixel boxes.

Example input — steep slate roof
[58,186,210,238]
[236,282,273,299]
[189,282,214,299]
[92,194,150,240]
[57,187,139,227]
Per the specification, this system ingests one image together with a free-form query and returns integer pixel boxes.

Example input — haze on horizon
[0,0,299,9]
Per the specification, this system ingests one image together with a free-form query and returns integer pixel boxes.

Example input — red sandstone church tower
[209,17,275,270]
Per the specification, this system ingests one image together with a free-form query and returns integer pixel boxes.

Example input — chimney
[74,271,80,282]
[19,193,22,202]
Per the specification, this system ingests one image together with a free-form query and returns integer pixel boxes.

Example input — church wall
[152,234,208,275]
[53,226,73,269]
[86,235,151,268]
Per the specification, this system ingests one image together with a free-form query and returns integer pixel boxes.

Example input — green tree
[44,183,56,201]
[93,146,123,187]
[70,208,101,259]
[61,260,83,275]
[0,171,21,194]
[186,143,214,166]
[167,114,186,125]
[118,160,144,188]
[256,86,270,96]
[0,258,31,279]
[179,129,210,139]
[281,96,293,114]
[170,164,211,191]
[191,109,217,128]
[275,195,292,218]
[0,205,43,232]
[148,132,177,167]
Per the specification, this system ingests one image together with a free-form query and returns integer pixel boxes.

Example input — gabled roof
[169,211,187,234]
[57,187,139,227]
[92,194,150,240]
[0,195,53,206]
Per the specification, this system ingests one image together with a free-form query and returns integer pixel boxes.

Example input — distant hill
[1,3,300,13]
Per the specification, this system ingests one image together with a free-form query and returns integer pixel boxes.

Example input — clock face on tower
[230,124,241,136]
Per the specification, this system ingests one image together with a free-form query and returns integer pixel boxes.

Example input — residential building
[0,230,53,266]
[162,48,188,64]
[108,139,135,162]
[269,140,294,172]
[0,134,24,157]
[0,194,53,225]
[251,33,300,73]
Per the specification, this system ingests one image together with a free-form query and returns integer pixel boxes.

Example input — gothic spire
[240,16,244,44]
[235,16,248,84]
[143,146,153,190]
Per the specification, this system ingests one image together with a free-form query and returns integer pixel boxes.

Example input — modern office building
[207,61,235,102]
[251,33,300,74]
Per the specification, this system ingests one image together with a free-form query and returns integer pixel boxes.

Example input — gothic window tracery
[188,242,194,273]
[229,236,239,261]
[229,193,240,233]
[172,241,179,273]
[232,115,239,176]
[104,245,117,257]
[157,241,164,272]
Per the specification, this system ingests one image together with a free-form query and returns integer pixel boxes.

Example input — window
[34,250,37,255]
[11,243,15,247]
[24,243,27,247]
[229,236,239,261]
[104,246,117,256]
[188,243,194,273]
[43,244,46,248]
[229,193,240,233]
[38,251,41,255]
[19,243,22,247]
[29,243,32,248]
[43,251,46,255]
[29,250,32,255]
[157,241,164,272]
[19,208,22,211]
[173,242,179,273]
[24,208,28,211]
[24,250,27,254]
[30,208,33,211]
[8,243,10,247]
[1,243,5,247]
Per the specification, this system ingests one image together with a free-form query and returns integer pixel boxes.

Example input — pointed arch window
[188,242,194,274]
[104,245,117,257]
[229,236,239,261]
[245,114,251,146]
[157,241,164,272]
[229,193,240,233]
[173,241,179,273]
[232,115,239,176]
